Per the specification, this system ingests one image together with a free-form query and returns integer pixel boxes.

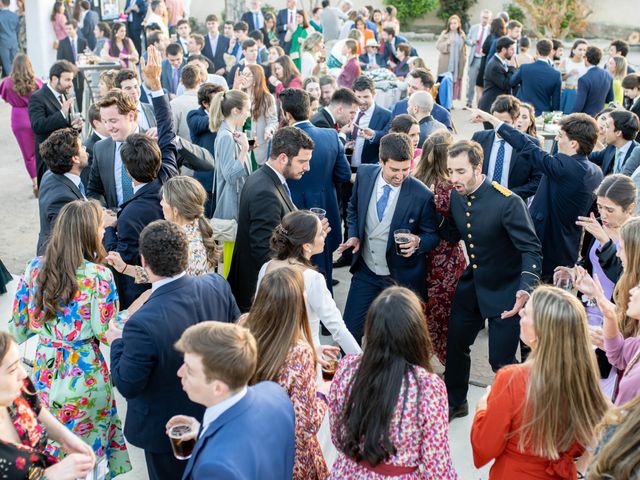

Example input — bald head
[408,91,434,118]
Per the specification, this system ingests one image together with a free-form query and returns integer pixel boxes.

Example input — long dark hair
[489,17,506,37]
[245,63,274,119]
[273,55,300,88]
[109,22,132,58]
[336,287,434,466]
[414,129,453,187]
[270,211,319,268]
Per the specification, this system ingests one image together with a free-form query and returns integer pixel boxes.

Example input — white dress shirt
[352,102,376,167]
[265,162,287,185]
[151,272,186,292]
[200,386,248,438]
[137,103,151,130]
[375,170,400,218]
[486,131,514,187]
[47,84,64,105]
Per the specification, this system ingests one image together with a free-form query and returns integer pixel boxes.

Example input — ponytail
[197,215,220,270]
[208,89,249,132]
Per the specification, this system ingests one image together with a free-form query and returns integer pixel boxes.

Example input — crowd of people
[1,0,640,479]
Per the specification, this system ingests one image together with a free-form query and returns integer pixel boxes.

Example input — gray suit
[465,23,488,106]
[139,102,157,130]
[321,7,343,43]
[37,171,84,254]
[622,146,640,177]
[0,9,19,76]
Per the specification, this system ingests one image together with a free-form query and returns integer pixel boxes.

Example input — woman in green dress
[286,10,311,71]
[10,200,131,478]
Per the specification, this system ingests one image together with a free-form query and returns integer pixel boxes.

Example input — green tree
[513,0,592,39]
[384,0,439,23]
[437,0,478,29]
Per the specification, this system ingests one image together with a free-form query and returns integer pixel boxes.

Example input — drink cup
[394,229,411,256]
[321,351,342,381]
[169,424,196,460]
[310,207,326,220]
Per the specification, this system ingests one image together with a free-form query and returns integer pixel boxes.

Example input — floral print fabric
[10,257,131,478]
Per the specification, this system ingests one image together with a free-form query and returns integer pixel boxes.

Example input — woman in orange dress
[471,286,609,479]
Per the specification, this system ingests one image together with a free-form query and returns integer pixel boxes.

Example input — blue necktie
[614,149,622,174]
[78,181,86,198]
[172,68,179,93]
[282,182,292,200]
[493,140,505,183]
[376,184,391,221]
[254,12,259,29]
[120,146,134,203]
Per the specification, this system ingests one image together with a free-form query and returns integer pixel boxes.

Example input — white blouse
[257,261,362,355]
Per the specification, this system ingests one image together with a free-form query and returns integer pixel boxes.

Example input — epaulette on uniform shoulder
[491,181,512,197]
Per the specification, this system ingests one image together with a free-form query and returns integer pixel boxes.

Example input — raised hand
[141,46,162,91]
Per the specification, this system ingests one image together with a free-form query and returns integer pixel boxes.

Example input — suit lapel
[262,165,296,211]
[42,86,64,116]
[106,139,116,204]
[359,166,379,237]
[481,132,495,175]
[388,179,411,244]
[57,174,84,199]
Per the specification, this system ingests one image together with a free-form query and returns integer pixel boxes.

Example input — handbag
[211,217,237,242]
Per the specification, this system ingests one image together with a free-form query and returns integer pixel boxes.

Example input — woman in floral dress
[10,200,130,478]
[328,287,457,479]
[413,130,466,365]
[244,267,329,480]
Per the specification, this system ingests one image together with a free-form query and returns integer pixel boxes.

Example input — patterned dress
[10,258,131,478]
[425,181,466,365]
[328,355,457,479]
[275,340,329,480]
[0,378,58,480]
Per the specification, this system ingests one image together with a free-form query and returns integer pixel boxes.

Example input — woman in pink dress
[50,1,66,47]
[328,287,457,479]
[413,129,466,365]
[0,54,42,196]
[100,22,139,68]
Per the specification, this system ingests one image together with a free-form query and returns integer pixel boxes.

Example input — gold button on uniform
[467,202,472,206]
[470,254,476,259]
[466,212,471,217]
[467,234,472,238]
[472,264,478,269]
[466,223,471,228]
[469,243,475,249]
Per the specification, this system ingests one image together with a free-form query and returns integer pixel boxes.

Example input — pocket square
[409,218,415,224]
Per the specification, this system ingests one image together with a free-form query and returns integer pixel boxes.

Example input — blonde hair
[302,32,323,54]
[208,89,249,132]
[161,176,219,271]
[516,286,609,459]
[614,217,640,337]
[609,55,628,81]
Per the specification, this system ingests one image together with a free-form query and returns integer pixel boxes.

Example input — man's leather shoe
[333,256,350,268]
[448,400,469,422]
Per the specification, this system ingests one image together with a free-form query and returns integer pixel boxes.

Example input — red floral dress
[0,378,58,480]
[426,180,466,365]
[276,340,329,480]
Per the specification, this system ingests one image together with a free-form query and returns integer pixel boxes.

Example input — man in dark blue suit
[106,222,240,480]
[276,0,297,53]
[161,43,185,97]
[280,88,352,291]
[473,109,604,281]
[102,46,179,308]
[478,36,516,114]
[168,321,295,480]
[359,39,386,70]
[589,109,639,175]
[202,14,230,76]
[609,39,636,74]
[124,0,147,58]
[472,95,541,200]
[572,46,614,117]
[188,83,225,217]
[339,133,440,343]
[78,1,98,50]
[510,38,561,116]
[240,0,266,32]
[386,68,453,133]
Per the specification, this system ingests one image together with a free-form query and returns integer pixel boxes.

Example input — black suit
[110,274,240,480]
[56,36,87,110]
[478,55,515,113]
[240,10,265,32]
[37,171,84,254]
[28,85,71,185]
[82,132,101,186]
[472,129,542,200]
[589,142,639,176]
[227,165,297,311]
[202,34,230,73]
[311,107,336,130]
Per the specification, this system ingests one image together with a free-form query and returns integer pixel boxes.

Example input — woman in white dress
[257,211,361,356]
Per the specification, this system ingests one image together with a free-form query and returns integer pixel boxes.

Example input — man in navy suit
[37,128,90,254]
[106,222,240,480]
[276,0,298,53]
[280,88,352,291]
[589,109,639,175]
[202,14,230,76]
[386,68,453,132]
[78,1,98,50]
[168,322,294,480]
[359,39,386,70]
[478,36,516,114]
[0,0,18,77]
[124,0,147,57]
[161,43,185,97]
[241,0,266,32]
[510,38,561,115]
[472,95,541,200]
[473,109,604,281]
[572,46,614,117]
[339,133,440,343]
[102,46,179,308]
[56,20,87,111]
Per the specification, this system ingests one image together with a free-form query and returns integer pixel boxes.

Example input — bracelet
[120,264,128,274]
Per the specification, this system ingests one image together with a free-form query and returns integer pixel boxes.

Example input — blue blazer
[161,58,186,94]
[472,128,542,200]
[359,52,386,69]
[588,141,638,176]
[288,120,352,253]
[202,34,230,73]
[182,382,295,480]
[350,105,392,165]
[571,66,614,117]
[347,164,439,299]
[510,60,561,115]
[276,9,292,52]
[110,275,240,453]
[387,98,452,132]
[187,107,217,193]
[497,123,603,278]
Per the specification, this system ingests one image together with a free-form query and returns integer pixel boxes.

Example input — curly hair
[39,128,80,174]
[10,54,38,97]
[139,220,189,277]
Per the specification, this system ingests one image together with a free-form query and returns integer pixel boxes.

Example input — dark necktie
[352,111,365,139]
[282,182,292,200]
[78,181,86,197]
[493,140,506,183]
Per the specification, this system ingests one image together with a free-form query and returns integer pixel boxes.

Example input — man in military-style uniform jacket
[440,139,542,420]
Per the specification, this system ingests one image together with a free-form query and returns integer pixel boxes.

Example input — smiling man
[227,126,315,311]
[339,132,440,344]
[440,139,542,422]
